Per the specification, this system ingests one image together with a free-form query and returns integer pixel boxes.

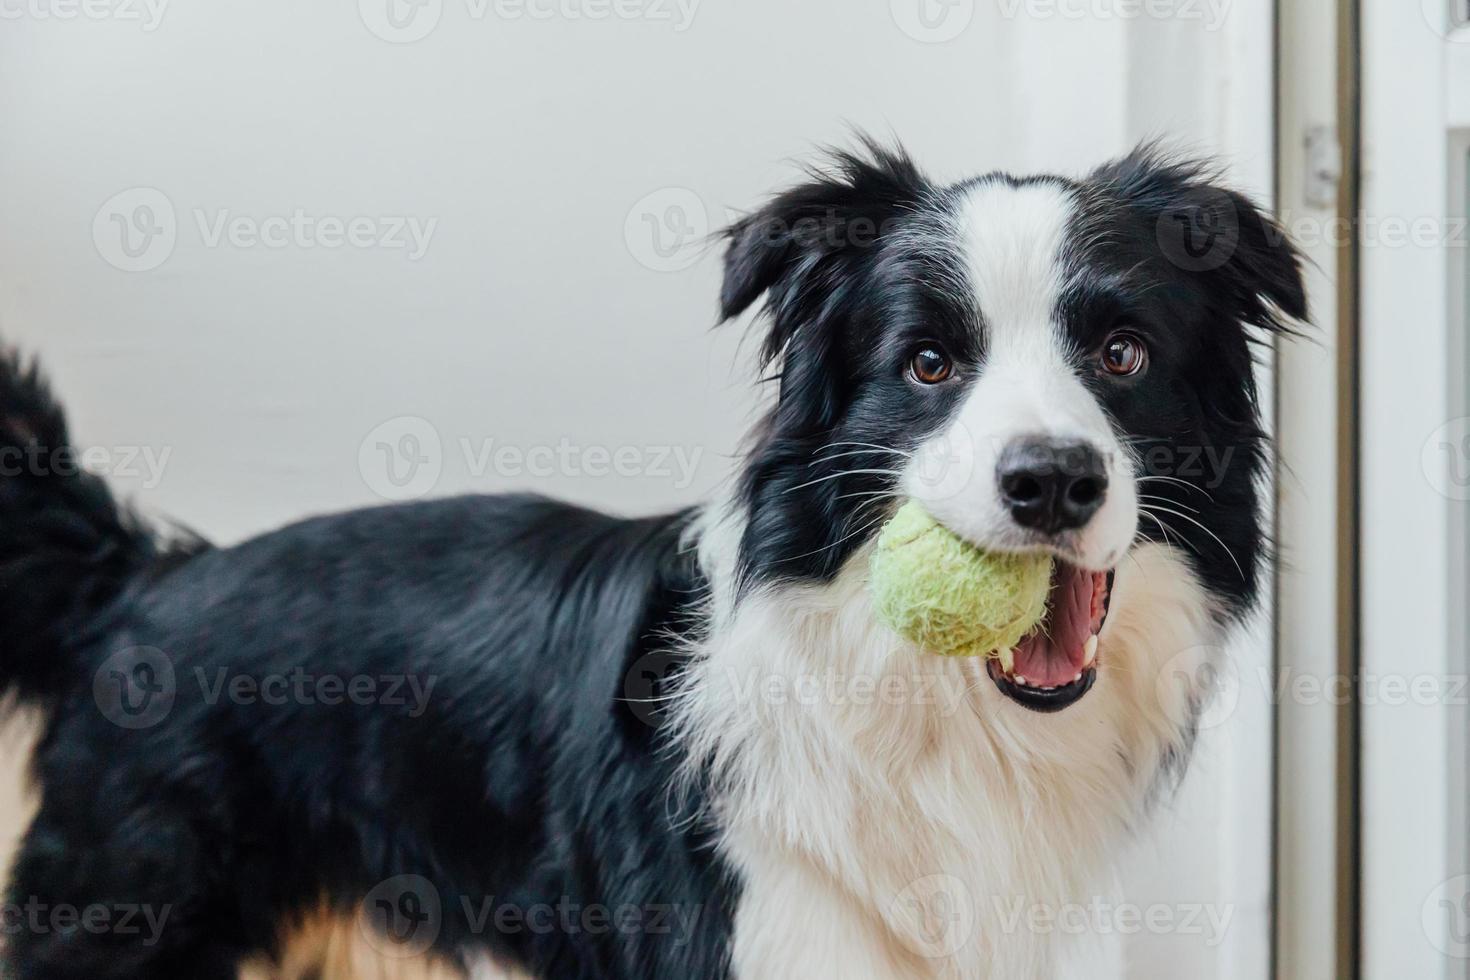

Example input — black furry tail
[0,349,202,701]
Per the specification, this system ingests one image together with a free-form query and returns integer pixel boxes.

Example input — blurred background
[0,0,1465,976]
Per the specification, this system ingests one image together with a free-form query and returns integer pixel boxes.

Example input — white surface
[1359,0,1456,976]
[0,4,1276,976]
[1447,27,1470,126]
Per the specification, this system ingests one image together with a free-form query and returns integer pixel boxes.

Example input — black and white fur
[0,143,1303,979]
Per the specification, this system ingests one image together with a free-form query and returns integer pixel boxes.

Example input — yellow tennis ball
[869,501,1052,663]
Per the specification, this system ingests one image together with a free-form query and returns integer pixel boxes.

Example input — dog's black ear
[1090,145,1308,333]
[720,139,929,365]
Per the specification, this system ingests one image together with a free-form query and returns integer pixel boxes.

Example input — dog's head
[720,140,1304,712]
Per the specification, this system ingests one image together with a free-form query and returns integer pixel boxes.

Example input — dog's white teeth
[1072,672,1083,683]
[1013,674,1028,687]
[1083,633,1098,666]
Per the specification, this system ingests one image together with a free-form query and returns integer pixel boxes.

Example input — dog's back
[0,352,733,979]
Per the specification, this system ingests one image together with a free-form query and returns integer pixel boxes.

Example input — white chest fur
[673,542,1219,979]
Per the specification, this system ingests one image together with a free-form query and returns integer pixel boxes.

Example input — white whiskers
[1138,502,1245,580]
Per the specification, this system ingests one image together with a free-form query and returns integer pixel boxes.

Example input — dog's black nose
[997,438,1108,534]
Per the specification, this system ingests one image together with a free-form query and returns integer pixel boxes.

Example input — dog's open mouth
[986,563,1114,713]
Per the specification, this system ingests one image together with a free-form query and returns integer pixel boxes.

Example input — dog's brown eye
[909,346,953,384]
[1101,332,1148,377]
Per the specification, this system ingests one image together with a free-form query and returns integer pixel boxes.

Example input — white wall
[0,2,1274,975]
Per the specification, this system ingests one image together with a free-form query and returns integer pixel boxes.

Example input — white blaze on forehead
[954,178,1076,359]
[949,178,1096,434]
[903,177,1138,569]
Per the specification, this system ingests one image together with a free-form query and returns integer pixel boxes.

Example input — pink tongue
[1012,562,1099,687]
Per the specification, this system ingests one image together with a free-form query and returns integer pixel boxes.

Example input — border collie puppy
[0,142,1302,980]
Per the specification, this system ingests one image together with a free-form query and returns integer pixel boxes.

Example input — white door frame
[1359,0,1464,976]
[1274,0,1354,971]
[1279,2,1470,975]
